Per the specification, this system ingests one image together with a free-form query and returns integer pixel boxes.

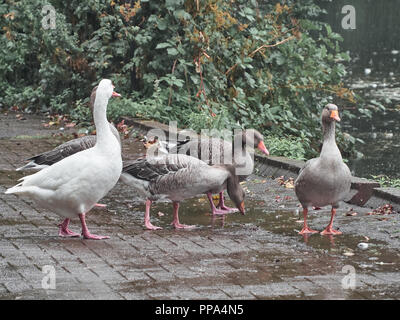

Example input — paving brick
[1,115,400,299]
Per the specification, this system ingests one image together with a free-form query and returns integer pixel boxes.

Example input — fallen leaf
[65,122,76,128]
[368,204,395,216]
[343,251,355,257]
[346,210,358,216]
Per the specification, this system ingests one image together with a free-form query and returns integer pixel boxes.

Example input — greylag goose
[294,104,351,235]
[120,154,245,230]
[5,79,122,239]
[144,129,268,215]
[16,86,121,171]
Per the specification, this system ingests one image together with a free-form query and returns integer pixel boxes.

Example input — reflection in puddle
[109,192,400,275]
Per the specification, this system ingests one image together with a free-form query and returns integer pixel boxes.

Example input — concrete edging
[122,117,400,206]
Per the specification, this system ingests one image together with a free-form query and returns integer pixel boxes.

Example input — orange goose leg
[321,208,342,235]
[299,207,319,234]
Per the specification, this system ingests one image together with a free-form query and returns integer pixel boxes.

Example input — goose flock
[5,79,351,239]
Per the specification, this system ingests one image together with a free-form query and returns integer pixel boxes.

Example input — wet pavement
[0,112,399,300]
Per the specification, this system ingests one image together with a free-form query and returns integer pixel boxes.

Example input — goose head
[322,103,341,123]
[240,129,269,156]
[95,79,121,101]
[225,166,246,215]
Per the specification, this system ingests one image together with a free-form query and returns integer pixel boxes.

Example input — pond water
[342,51,400,179]
[318,0,400,179]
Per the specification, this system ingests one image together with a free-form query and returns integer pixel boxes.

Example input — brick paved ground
[0,112,399,300]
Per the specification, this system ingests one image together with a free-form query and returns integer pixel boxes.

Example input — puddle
[106,191,400,275]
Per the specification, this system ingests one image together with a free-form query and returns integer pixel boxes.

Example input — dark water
[342,55,400,179]
[117,197,400,277]
[318,1,400,179]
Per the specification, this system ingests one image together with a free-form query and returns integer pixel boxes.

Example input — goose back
[121,154,230,202]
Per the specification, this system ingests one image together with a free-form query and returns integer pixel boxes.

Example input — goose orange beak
[257,141,269,156]
[239,201,245,215]
[330,110,340,121]
[112,91,121,97]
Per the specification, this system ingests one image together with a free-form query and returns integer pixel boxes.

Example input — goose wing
[26,135,96,166]
[122,154,223,199]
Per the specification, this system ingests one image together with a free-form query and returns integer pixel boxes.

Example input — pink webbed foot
[95,203,107,208]
[212,208,232,215]
[79,213,109,240]
[145,221,162,231]
[171,201,195,229]
[82,231,110,240]
[216,205,239,213]
[58,219,80,238]
[216,192,239,213]
[58,227,80,237]
[208,193,231,215]
[143,199,162,230]
[320,208,342,235]
[321,227,342,235]
[299,226,319,235]
[171,221,195,229]
[298,208,318,235]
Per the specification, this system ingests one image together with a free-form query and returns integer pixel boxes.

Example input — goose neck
[93,92,111,145]
[322,120,336,143]
[321,120,341,159]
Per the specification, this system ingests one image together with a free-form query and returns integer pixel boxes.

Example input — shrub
[0,0,358,160]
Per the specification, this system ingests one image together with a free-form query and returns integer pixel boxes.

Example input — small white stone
[384,132,393,139]
[364,68,372,75]
[357,242,369,250]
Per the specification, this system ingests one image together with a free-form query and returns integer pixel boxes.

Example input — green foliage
[264,135,308,160]
[0,0,359,159]
[371,175,400,188]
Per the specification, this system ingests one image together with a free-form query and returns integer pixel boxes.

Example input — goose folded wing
[26,135,96,166]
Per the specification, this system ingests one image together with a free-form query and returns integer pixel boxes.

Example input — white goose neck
[93,91,112,146]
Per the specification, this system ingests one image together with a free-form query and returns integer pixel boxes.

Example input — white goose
[16,86,121,172]
[5,79,122,239]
